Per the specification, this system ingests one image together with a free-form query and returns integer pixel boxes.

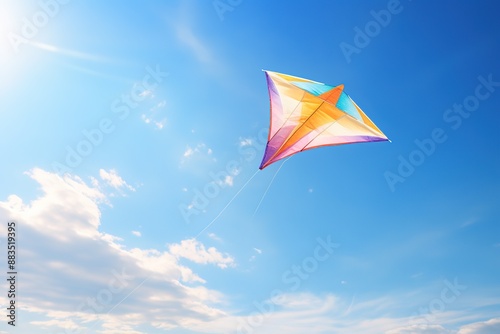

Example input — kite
[259,71,389,169]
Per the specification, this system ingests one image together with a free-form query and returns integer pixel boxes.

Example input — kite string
[251,157,291,219]
[195,169,260,239]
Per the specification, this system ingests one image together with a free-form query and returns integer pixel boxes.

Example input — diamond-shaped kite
[259,71,389,169]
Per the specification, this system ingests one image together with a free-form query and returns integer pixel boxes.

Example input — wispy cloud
[152,100,166,110]
[249,247,263,261]
[174,21,212,64]
[411,272,424,279]
[61,63,136,83]
[132,231,141,237]
[169,1,225,71]
[461,217,480,228]
[28,41,117,63]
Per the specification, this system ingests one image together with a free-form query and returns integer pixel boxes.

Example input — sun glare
[0,3,22,62]
[0,17,12,53]
[0,2,37,89]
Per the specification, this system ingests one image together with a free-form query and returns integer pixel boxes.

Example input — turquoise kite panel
[336,92,362,121]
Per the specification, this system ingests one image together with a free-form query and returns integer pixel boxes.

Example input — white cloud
[142,100,167,130]
[274,293,335,309]
[11,169,107,240]
[141,114,151,124]
[387,324,454,334]
[458,318,500,334]
[151,100,166,111]
[153,118,166,129]
[220,175,233,187]
[208,232,222,242]
[183,146,195,158]
[239,137,253,147]
[253,247,262,254]
[0,168,236,333]
[132,231,141,237]
[30,319,83,331]
[230,166,241,176]
[99,169,136,193]
[181,143,214,163]
[138,89,154,98]
[169,238,235,269]
[232,293,340,334]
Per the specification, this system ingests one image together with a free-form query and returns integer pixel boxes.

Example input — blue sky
[0,0,499,333]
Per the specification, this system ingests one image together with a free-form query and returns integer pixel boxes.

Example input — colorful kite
[259,71,389,169]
